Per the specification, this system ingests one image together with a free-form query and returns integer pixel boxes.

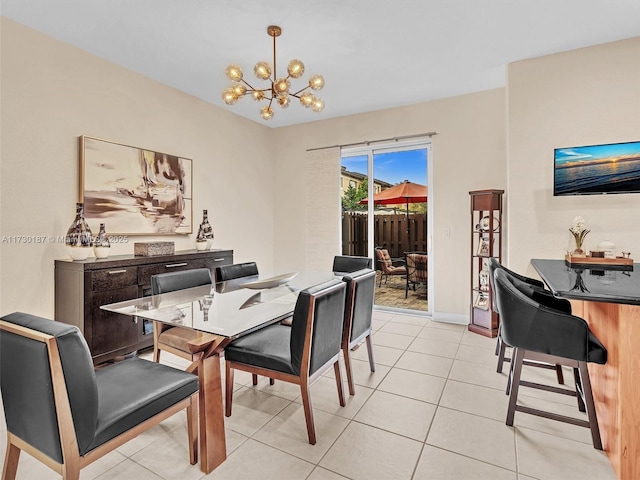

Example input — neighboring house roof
[341,167,393,189]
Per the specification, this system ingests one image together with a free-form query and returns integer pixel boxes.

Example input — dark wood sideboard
[55,249,233,364]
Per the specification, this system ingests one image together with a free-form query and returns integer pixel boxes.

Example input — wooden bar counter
[532,259,640,480]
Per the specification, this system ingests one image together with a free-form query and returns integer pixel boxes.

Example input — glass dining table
[101,270,336,473]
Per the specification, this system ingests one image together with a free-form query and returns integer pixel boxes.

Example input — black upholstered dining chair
[215,261,259,281]
[487,258,566,389]
[493,269,607,449]
[332,255,372,274]
[341,269,376,396]
[214,261,271,385]
[224,279,347,445]
[0,312,199,480]
[151,268,217,365]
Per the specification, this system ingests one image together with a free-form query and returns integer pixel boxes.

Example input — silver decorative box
[134,242,175,256]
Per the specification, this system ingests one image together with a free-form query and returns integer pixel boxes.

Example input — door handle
[165,263,188,268]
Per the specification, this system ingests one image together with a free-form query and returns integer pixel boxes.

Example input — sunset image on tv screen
[554,141,640,195]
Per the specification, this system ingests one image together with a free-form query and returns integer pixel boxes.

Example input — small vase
[65,203,93,261]
[196,209,214,249]
[572,247,585,257]
[93,223,111,259]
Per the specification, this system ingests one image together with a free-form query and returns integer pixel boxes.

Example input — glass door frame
[341,139,433,315]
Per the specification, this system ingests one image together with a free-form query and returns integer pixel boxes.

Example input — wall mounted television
[554,141,640,196]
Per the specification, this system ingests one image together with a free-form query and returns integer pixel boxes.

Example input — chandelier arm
[240,78,257,91]
[291,85,310,96]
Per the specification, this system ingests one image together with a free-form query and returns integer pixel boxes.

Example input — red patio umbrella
[359,180,427,250]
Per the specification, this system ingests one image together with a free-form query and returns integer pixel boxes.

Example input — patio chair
[405,252,428,298]
[0,312,198,480]
[374,247,406,287]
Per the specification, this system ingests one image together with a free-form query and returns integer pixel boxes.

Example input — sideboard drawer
[92,267,138,291]
[55,249,233,364]
[138,258,211,285]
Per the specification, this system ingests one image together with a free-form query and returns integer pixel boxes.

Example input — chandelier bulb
[309,74,325,91]
[311,97,325,112]
[252,90,266,101]
[222,88,238,105]
[300,91,314,107]
[232,84,247,96]
[287,59,305,79]
[278,95,290,108]
[260,106,274,120]
[254,61,272,81]
[225,65,243,82]
[274,77,291,95]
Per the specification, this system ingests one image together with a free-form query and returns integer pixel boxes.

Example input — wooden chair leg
[61,458,80,480]
[186,395,198,465]
[252,374,258,386]
[225,361,234,417]
[496,336,508,373]
[506,351,516,395]
[578,361,603,450]
[341,347,355,396]
[2,441,20,480]
[555,364,565,385]
[152,322,161,363]
[574,367,586,412]
[365,335,375,373]
[334,361,346,407]
[300,382,316,445]
[506,348,525,426]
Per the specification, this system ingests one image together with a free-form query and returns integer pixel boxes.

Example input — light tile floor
[1,311,617,480]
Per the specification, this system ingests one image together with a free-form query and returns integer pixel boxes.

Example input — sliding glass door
[340,140,431,314]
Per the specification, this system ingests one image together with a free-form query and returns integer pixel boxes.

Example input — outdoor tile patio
[374,273,427,312]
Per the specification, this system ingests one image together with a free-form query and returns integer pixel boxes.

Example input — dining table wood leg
[198,354,227,474]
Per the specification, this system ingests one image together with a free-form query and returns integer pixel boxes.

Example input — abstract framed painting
[79,136,192,235]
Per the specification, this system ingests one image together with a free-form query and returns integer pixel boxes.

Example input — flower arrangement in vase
[569,216,590,257]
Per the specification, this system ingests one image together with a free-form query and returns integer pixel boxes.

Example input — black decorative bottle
[65,203,93,260]
[196,209,214,250]
[93,223,111,259]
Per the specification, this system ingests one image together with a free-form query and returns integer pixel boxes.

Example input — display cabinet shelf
[469,189,504,338]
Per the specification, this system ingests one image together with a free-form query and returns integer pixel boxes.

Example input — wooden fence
[341,212,427,259]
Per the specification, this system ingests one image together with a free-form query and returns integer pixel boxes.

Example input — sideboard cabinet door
[55,249,234,364]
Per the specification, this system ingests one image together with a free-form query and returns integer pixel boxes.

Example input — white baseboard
[432,311,468,325]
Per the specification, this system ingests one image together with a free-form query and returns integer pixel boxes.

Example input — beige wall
[3,17,635,323]
[0,19,276,317]
[273,89,507,320]
[507,37,640,277]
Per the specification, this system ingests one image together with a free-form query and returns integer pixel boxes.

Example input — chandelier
[222,25,325,121]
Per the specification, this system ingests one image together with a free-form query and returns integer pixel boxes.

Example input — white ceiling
[3,0,640,128]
